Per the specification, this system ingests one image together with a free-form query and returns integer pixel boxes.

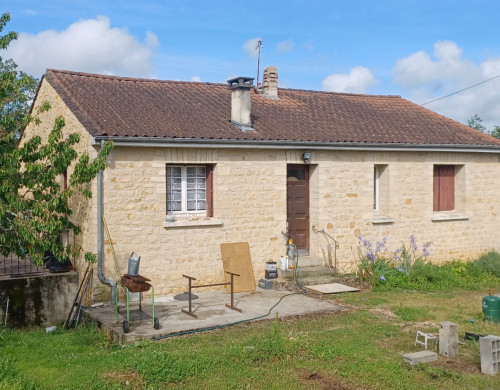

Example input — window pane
[197,200,206,210]
[171,167,181,177]
[187,201,196,210]
[187,190,196,200]
[172,190,181,200]
[187,178,196,189]
[197,167,205,176]
[197,178,205,189]
[171,201,181,211]
[172,178,182,189]
[187,167,196,176]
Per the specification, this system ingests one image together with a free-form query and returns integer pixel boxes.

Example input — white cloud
[276,40,294,53]
[393,40,500,129]
[5,16,158,78]
[322,66,379,93]
[394,41,478,88]
[191,76,201,82]
[243,38,261,59]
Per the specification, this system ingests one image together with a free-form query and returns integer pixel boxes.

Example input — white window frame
[167,165,207,215]
[373,165,380,211]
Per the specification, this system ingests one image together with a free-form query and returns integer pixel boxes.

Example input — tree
[491,126,500,140]
[0,13,113,265]
[467,114,486,133]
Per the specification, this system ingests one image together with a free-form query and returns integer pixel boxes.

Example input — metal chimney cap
[227,76,254,90]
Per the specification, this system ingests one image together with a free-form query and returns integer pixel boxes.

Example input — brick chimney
[262,66,278,99]
[228,76,254,130]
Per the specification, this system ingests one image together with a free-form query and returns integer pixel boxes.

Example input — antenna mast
[256,38,262,89]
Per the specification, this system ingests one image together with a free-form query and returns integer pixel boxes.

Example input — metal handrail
[312,225,339,276]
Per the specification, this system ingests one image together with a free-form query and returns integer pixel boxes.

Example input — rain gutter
[92,136,500,154]
[97,141,116,303]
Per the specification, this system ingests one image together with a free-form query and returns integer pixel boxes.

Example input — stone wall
[94,146,500,299]
[0,272,78,327]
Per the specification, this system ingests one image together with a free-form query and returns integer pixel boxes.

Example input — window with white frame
[373,164,389,216]
[373,165,380,211]
[166,165,213,215]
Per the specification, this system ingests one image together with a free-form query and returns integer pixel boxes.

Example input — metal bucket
[127,252,141,276]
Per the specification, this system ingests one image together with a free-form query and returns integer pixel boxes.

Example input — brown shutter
[440,165,455,211]
[434,165,455,211]
[206,165,213,217]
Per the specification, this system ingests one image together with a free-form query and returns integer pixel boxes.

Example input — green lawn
[2,288,500,389]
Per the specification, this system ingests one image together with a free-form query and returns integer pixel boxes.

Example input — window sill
[372,215,394,225]
[163,218,223,228]
[431,213,469,222]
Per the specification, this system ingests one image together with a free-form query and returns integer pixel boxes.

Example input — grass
[2,286,500,389]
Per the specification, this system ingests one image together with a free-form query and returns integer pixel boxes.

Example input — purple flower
[379,275,386,281]
[410,235,418,251]
[397,267,404,272]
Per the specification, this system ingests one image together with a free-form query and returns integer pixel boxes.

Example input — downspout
[97,141,116,303]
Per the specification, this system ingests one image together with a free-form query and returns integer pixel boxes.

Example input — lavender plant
[356,234,432,284]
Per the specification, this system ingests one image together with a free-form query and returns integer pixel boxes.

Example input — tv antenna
[255,38,262,88]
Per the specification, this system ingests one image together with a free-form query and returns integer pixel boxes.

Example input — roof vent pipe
[228,76,254,129]
[97,142,116,303]
[262,66,278,99]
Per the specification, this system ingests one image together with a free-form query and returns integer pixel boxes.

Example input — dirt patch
[300,370,372,390]
[101,370,146,388]
[433,354,482,375]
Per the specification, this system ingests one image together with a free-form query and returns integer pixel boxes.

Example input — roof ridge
[45,69,225,87]
[280,86,401,98]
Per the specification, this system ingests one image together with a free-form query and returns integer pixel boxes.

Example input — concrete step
[290,255,324,267]
[272,267,359,292]
[278,265,336,279]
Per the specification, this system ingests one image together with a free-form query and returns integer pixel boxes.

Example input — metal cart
[115,274,159,333]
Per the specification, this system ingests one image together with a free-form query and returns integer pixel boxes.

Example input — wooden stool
[415,331,438,350]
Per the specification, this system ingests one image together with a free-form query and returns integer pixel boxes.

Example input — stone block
[402,350,438,365]
[439,321,459,358]
[480,335,500,375]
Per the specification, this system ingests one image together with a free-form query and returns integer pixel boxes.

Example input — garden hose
[150,291,304,342]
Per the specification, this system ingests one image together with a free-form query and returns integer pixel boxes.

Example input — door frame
[286,164,310,254]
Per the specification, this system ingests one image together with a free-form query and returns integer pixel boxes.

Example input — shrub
[474,251,500,277]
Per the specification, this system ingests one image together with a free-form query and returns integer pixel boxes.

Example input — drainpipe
[97,142,116,303]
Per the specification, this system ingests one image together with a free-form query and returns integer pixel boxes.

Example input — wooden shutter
[433,165,455,211]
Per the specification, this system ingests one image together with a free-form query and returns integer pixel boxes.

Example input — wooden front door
[287,165,309,253]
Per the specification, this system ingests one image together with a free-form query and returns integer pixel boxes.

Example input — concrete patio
[83,288,346,345]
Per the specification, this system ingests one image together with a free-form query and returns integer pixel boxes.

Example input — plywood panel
[220,242,256,293]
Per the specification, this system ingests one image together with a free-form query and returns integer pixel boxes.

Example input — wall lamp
[302,152,311,163]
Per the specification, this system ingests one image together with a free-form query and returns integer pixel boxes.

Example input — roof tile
[43,69,500,147]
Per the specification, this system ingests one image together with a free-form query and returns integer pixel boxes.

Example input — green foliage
[467,114,486,133]
[375,259,499,291]
[466,114,500,139]
[491,125,500,139]
[0,13,113,265]
[0,13,38,138]
[474,250,500,277]
[357,233,500,291]
[394,304,433,321]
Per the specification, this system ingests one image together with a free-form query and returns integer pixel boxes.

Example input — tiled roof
[43,69,500,147]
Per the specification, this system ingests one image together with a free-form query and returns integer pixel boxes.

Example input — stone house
[23,66,500,300]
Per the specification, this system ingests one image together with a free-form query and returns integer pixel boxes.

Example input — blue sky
[4,1,500,129]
